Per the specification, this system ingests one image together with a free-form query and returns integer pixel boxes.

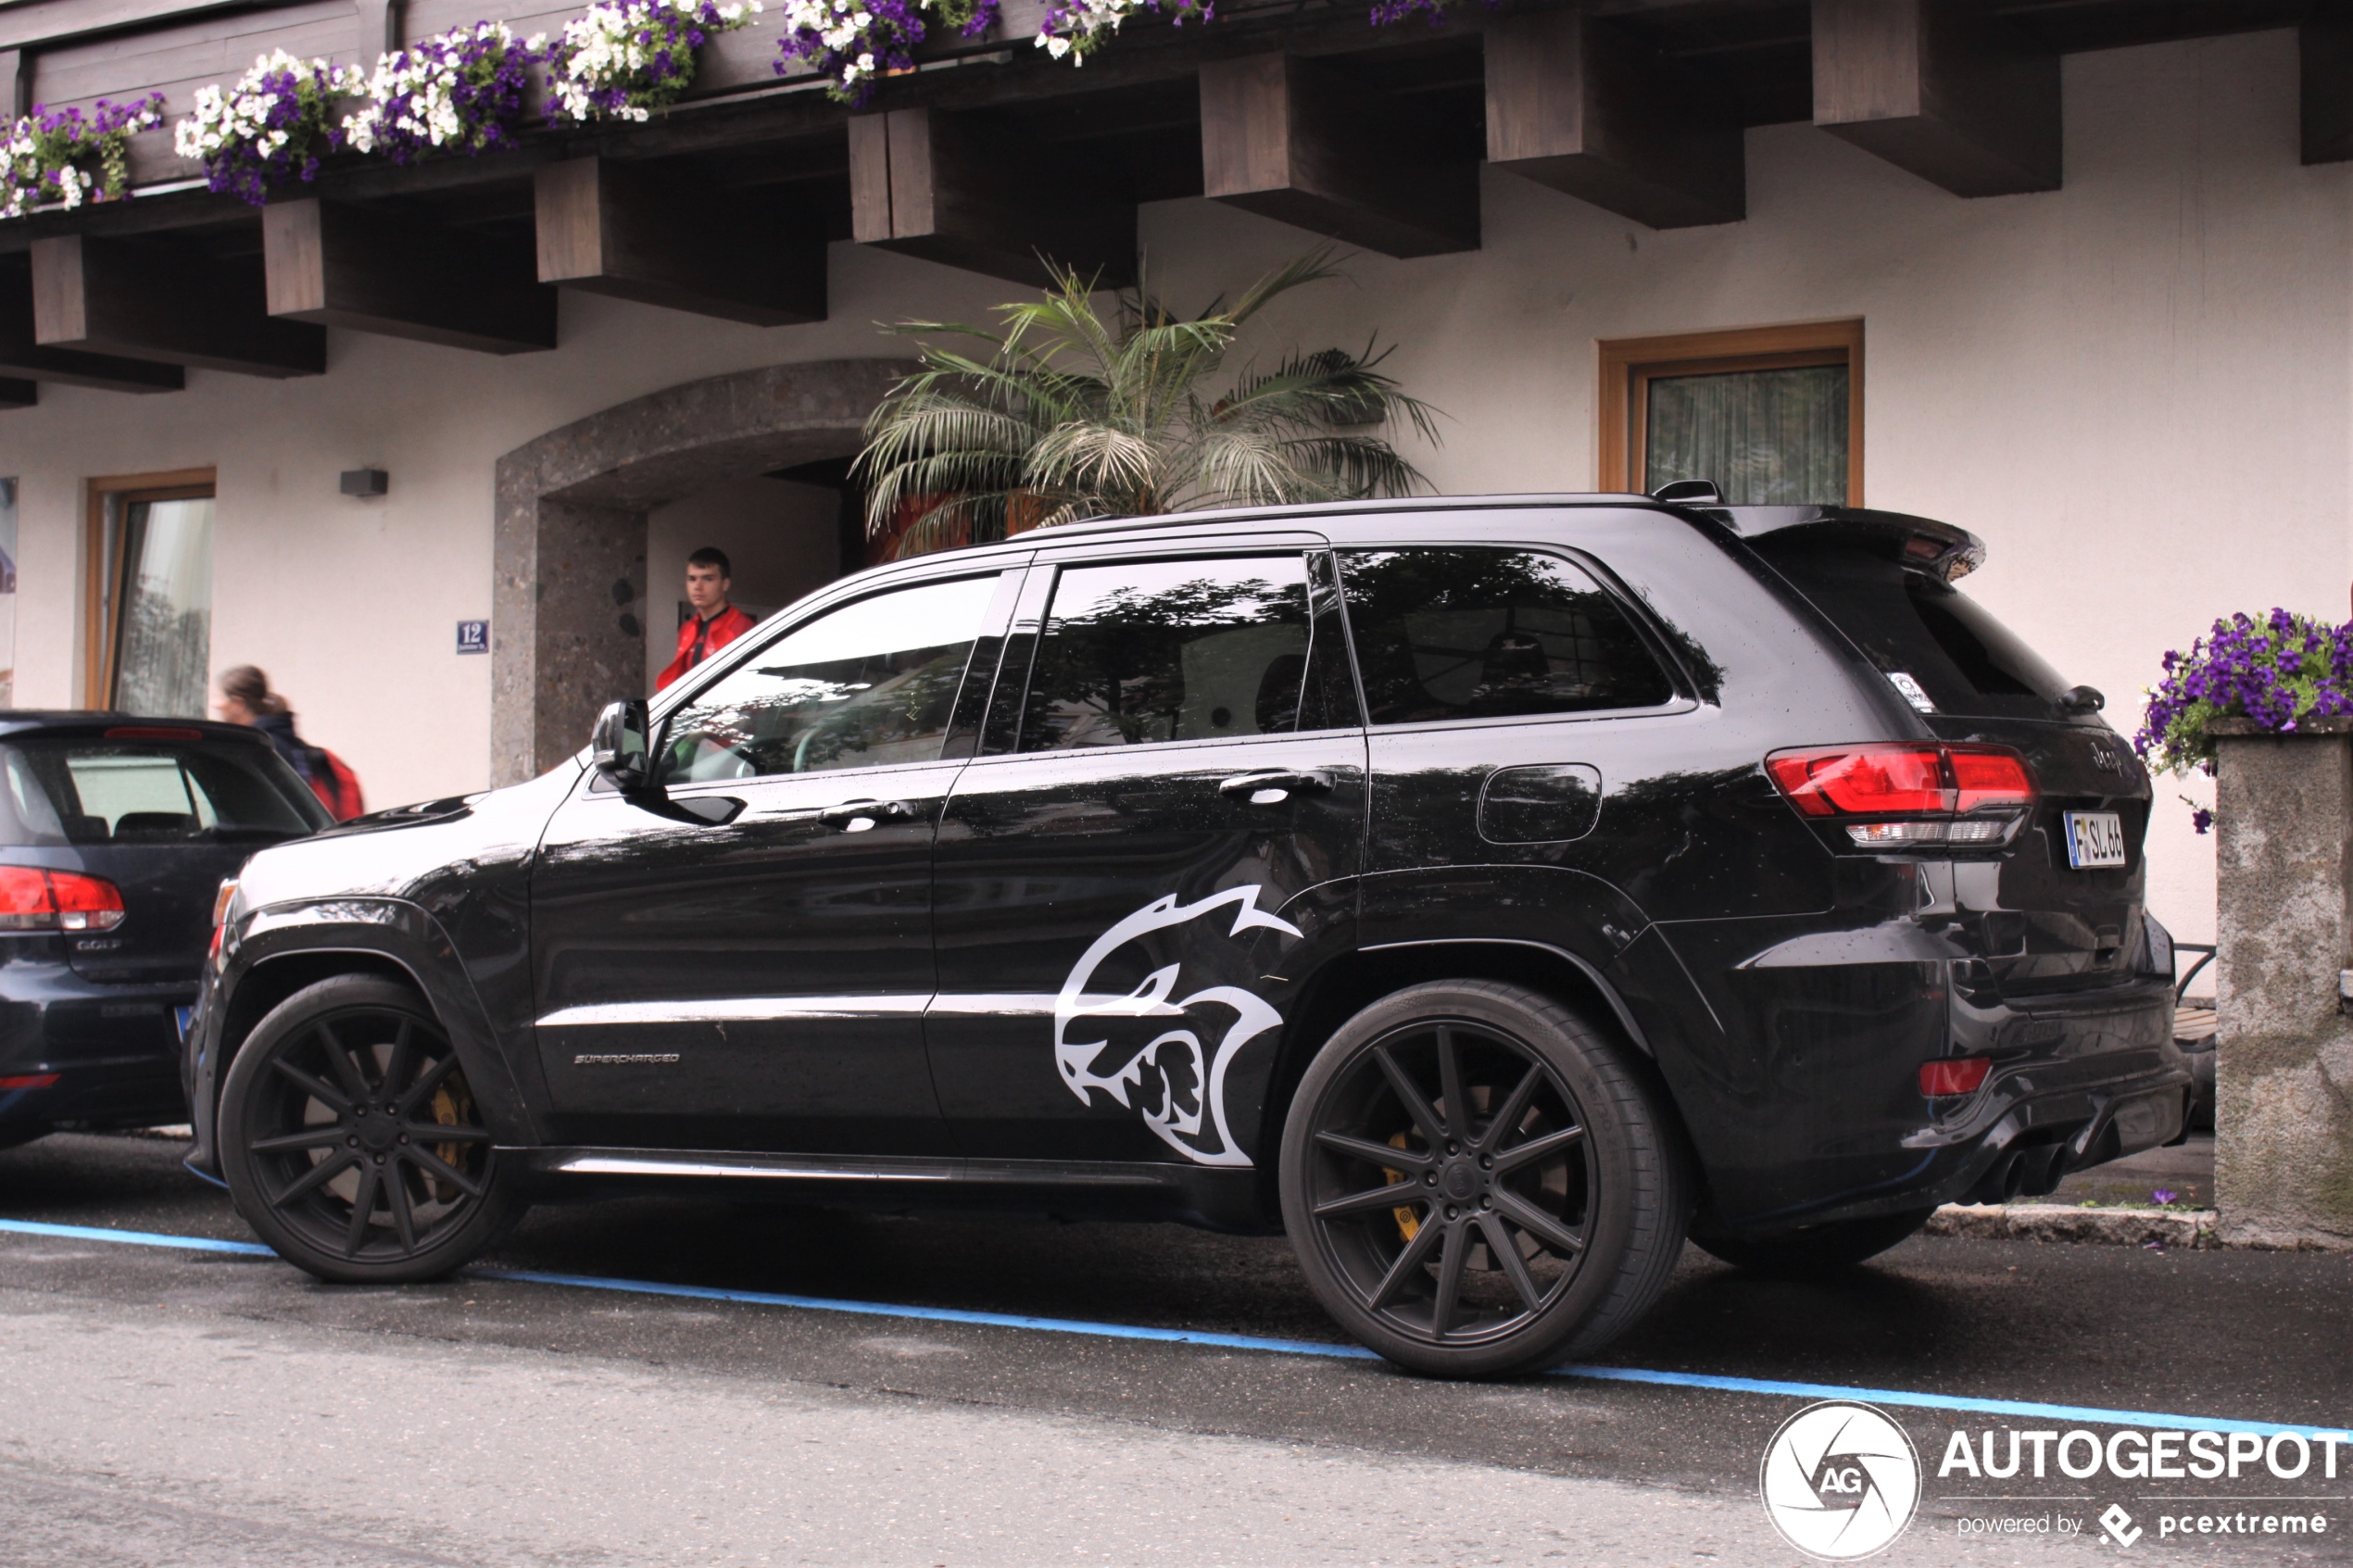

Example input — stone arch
[490,358,912,784]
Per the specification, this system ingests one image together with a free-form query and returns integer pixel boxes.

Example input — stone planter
[2211,716,2353,1248]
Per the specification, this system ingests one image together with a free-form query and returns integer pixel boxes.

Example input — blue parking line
[6,1217,2347,1441]
[1554,1366,2351,1442]
[0,1217,274,1256]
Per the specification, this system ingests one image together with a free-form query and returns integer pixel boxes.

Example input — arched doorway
[490,358,912,784]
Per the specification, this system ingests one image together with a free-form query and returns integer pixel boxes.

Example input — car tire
[1690,1207,1934,1278]
[219,974,525,1285]
[1279,980,1692,1379]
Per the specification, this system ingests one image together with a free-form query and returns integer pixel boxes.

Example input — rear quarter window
[1337,547,1675,725]
[1753,543,2071,721]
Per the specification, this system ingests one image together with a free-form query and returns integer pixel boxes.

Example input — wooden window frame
[1597,320,1865,506]
[83,468,215,709]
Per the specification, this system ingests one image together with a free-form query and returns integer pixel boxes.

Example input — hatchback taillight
[0,866,126,931]
[1766,744,2036,848]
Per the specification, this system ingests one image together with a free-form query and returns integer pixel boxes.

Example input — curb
[1927,1202,2218,1248]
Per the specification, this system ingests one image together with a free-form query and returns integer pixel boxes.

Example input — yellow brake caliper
[429,1068,475,1204]
[1385,1130,1421,1243]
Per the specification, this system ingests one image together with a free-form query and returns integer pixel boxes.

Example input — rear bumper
[0,951,195,1137]
[1693,970,2190,1237]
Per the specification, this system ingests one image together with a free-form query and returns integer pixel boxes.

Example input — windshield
[0,736,331,847]
[1754,542,2073,721]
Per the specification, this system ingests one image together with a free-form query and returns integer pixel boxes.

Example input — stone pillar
[2212,717,2353,1248]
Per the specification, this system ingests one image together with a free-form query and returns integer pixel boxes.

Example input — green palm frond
[858,250,1442,555]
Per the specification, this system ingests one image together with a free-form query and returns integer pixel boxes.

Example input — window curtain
[1645,365,1849,505]
[113,497,214,718]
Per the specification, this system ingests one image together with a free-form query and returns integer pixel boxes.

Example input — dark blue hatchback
[0,713,329,1148]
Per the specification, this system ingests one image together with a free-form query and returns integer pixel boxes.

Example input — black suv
[184,495,2189,1376]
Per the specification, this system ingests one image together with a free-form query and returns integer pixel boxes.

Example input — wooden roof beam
[2303,7,2353,165]
[536,157,826,327]
[1813,0,2059,197]
[850,106,1137,287]
[1486,10,1744,230]
[265,198,557,355]
[31,233,323,378]
[1200,52,1478,257]
[0,257,183,392]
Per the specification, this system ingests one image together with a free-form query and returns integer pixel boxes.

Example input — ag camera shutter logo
[1760,1400,1922,1559]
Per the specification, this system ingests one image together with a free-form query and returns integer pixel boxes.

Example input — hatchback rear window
[0,737,328,847]
[1755,542,2072,720]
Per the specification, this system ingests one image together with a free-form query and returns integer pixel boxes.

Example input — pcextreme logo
[1759,1401,1923,1560]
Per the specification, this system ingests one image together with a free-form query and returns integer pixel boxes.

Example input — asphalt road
[3,1131,2349,1566]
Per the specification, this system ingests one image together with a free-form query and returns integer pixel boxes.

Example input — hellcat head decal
[1053,886,1303,1167]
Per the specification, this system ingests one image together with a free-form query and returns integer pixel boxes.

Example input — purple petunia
[2137,608,2353,830]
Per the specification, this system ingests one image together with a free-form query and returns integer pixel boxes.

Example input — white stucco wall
[0,27,2344,963]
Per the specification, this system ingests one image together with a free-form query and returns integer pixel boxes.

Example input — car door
[529,563,1022,1155]
[926,539,1367,1166]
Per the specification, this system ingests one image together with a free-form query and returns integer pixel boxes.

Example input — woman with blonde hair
[215,665,365,821]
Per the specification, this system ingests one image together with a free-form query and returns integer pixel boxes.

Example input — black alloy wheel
[219,975,523,1284]
[1280,981,1690,1377]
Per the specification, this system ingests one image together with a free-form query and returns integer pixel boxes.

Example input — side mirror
[590,699,653,790]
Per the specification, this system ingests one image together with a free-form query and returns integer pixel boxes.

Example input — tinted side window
[1017,554,1348,751]
[1753,543,2070,720]
[664,574,998,782]
[1338,548,1674,725]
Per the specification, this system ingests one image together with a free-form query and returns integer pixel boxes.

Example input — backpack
[306,747,366,822]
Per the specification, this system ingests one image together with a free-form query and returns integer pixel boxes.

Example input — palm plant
[855,251,1443,559]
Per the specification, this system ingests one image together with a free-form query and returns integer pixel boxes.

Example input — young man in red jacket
[656,546,758,691]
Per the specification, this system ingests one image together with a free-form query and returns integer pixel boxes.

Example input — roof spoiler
[1668,501,1987,583]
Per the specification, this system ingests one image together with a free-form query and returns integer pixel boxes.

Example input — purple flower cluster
[2137,608,2353,831]
[178,56,359,207]
[1368,0,1491,29]
[342,23,543,165]
[2,94,165,220]
[550,0,757,123]
[775,0,998,107]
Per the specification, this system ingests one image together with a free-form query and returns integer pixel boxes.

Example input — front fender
[187,897,537,1178]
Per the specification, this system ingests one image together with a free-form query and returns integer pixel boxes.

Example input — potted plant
[855,251,1442,559]
[2135,608,2353,831]
[2,95,165,220]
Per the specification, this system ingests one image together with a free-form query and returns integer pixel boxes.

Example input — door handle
[1217,770,1334,806]
[817,799,916,832]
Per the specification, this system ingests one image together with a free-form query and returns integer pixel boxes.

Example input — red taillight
[1767,744,2036,847]
[1919,1057,1991,1097]
[1766,746,1950,816]
[0,1073,60,1090]
[1949,748,2034,814]
[0,866,127,932]
[105,725,203,741]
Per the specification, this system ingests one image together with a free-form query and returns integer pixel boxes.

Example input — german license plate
[2063,810,2126,869]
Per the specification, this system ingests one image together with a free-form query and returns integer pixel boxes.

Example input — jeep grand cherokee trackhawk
[183,494,2190,1377]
